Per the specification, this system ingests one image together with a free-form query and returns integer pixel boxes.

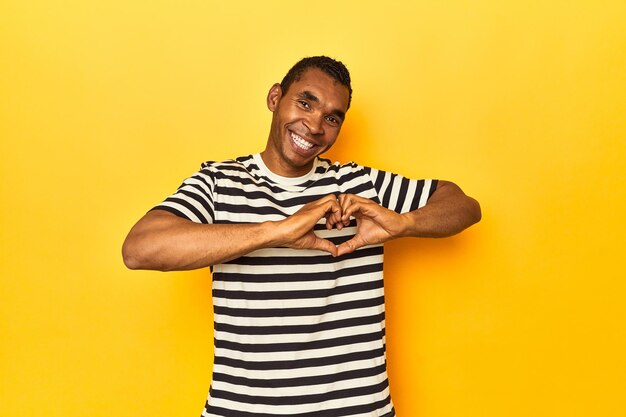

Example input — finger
[342,214,352,227]
[283,199,339,245]
[324,199,342,227]
[325,215,334,230]
[337,193,349,207]
[351,196,387,220]
[341,194,374,221]
[326,213,344,230]
[341,201,360,220]
[337,194,358,225]
[301,195,336,230]
[338,193,354,212]
[326,212,342,230]
[324,199,343,230]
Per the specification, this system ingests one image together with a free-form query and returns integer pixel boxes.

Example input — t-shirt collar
[252,153,319,186]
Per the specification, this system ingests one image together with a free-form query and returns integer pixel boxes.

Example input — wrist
[259,220,285,248]
[397,211,418,238]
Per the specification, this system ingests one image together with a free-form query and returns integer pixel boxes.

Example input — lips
[290,131,315,151]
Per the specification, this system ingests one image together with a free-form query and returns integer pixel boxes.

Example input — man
[123,56,481,417]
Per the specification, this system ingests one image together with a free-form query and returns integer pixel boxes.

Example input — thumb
[336,236,364,257]
[307,233,339,257]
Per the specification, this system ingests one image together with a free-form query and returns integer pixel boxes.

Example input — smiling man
[123,56,480,417]
[263,65,349,178]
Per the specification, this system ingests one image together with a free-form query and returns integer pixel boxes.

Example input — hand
[336,194,409,257]
[274,195,344,256]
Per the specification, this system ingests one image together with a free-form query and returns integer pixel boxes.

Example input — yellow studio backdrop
[1,1,625,416]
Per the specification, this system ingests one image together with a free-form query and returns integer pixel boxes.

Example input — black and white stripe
[153,154,437,417]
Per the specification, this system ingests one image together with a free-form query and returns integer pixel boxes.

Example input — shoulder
[316,157,371,177]
[198,155,255,177]
[311,158,378,193]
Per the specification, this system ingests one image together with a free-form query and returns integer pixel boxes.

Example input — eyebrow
[298,91,319,103]
[298,90,346,122]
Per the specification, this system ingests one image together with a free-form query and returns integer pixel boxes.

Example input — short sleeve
[150,162,216,224]
[364,166,438,213]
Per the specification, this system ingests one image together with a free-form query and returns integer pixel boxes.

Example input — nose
[304,114,325,135]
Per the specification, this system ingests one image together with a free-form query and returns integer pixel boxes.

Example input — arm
[335,180,481,256]
[399,180,482,238]
[122,195,343,271]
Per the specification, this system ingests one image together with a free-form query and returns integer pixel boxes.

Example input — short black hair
[280,56,352,109]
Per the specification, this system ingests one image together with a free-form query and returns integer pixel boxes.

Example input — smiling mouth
[290,131,315,151]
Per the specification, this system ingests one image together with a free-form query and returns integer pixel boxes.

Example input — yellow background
[2,1,625,416]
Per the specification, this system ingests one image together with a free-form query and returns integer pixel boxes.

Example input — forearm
[122,210,279,271]
[399,180,481,238]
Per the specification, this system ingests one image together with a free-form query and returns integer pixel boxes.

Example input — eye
[325,115,340,125]
[298,100,311,109]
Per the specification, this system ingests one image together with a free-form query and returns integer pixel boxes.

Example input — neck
[259,150,314,178]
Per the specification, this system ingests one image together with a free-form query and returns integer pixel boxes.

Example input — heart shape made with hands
[287,194,406,257]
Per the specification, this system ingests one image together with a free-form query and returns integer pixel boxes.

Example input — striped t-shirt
[153,154,437,417]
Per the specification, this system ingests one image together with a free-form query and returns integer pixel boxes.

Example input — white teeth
[290,132,314,150]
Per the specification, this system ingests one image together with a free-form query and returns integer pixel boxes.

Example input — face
[262,68,350,177]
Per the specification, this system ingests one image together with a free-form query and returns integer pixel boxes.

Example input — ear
[267,83,282,112]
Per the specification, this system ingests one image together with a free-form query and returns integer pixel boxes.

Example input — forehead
[288,68,350,111]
